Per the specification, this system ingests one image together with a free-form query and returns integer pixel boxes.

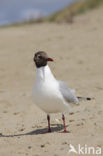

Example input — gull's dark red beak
[47,58,54,62]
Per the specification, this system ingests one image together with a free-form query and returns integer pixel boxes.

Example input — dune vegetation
[46,0,103,23]
[1,0,103,27]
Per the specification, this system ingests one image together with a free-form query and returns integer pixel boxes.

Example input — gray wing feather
[58,80,78,104]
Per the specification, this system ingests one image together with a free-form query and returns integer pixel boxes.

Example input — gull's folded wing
[57,80,79,104]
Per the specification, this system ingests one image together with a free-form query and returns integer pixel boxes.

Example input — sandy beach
[0,7,103,156]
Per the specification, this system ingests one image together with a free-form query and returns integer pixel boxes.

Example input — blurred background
[0,0,103,26]
[0,0,77,26]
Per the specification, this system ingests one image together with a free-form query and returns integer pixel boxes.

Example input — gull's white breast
[32,65,70,113]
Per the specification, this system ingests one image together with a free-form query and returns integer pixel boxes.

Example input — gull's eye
[37,55,42,59]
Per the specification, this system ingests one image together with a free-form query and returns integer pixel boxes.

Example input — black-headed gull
[32,51,79,133]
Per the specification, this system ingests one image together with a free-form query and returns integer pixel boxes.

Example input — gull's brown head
[33,51,53,68]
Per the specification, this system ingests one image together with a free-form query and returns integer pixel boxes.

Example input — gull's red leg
[62,114,67,132]
[47,114,51,132]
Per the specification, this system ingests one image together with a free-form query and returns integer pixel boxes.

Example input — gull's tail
[77,96,94,101]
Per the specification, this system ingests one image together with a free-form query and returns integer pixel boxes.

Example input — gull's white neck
[35,65,55,81]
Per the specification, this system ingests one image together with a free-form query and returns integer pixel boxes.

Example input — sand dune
[0,8,103,156]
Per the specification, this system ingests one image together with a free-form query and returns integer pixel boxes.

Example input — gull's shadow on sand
[0,124,68,138]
